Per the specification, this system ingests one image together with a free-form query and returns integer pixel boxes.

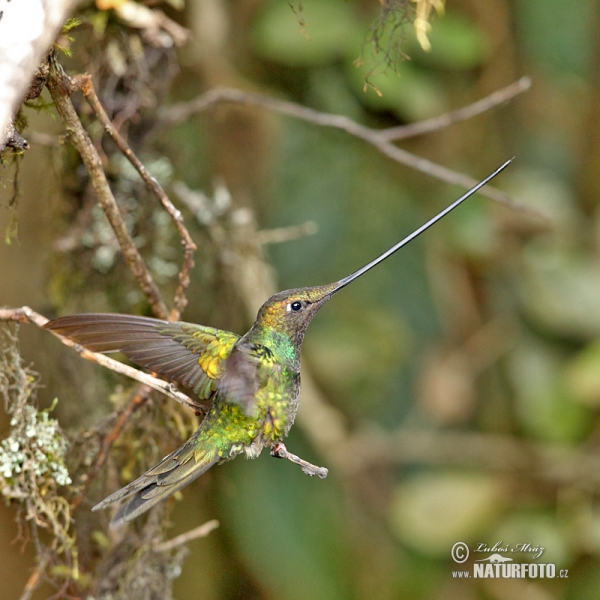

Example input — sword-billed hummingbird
[45,159,512,526]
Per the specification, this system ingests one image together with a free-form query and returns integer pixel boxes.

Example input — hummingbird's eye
[290,301,302,312]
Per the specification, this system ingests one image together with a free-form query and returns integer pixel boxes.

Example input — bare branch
[18,554,48,600]
[45,53,171,320]
[0,307,201,413]
[159,81,543,218]
[152,520,220,552]
[335,428,600,490]
[380,76,532,141]
[256,221,318,246]
[73,74,197,321]
[270,442,329,479]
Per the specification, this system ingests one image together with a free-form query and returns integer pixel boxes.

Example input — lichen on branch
[0,324,78,595]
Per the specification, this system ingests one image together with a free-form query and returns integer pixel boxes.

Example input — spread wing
[44,313,240,400]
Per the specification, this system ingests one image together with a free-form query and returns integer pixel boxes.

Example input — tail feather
[93,434,221,527]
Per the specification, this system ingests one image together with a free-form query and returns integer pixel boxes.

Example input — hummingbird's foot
[270,443,328,479]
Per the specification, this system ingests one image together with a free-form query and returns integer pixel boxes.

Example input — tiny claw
[270,442,286,459]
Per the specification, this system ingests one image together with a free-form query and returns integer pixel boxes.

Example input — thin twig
[45,52,170,320]
[380,76,532,141]
[159,81,543,218]
[73,74,197,321]
[0,307,202,413]
[256,220,318,245]
[270,442,329,479]
[333,428,600,490]
[70,387,151,512]
[153,520,220,552]
[18,554,48,600]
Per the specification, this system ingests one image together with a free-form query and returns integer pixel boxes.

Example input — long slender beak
[327,157,514,296]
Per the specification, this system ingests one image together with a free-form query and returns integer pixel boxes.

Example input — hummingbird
[45,159,512,526]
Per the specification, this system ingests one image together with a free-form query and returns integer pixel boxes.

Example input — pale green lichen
[0,324,78,587]
[0,401,72,489]
[0,325,72,496]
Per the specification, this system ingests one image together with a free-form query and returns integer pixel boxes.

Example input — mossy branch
[0,325,77,598]
[45,51,171,320]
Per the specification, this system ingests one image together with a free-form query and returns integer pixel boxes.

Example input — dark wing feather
[45,313,239,399]
[92,427,220,527]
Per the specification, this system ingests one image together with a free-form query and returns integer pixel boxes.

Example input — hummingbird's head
[254,283,340,347]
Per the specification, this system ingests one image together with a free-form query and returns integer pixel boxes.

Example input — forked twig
[153,520,220,552]
[380,76,532,141]
[160,77,541,217]
[45,52,170,320]
[73,74,197,321]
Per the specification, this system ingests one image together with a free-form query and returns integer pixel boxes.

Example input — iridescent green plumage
[45,159,512,526]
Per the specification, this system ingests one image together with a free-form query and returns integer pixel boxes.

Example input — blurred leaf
[506,168,581,232]
[91,530,109,550]
[567,566,600,600]
[508,342,591,442]
[252,0,362,67]
[389,471,506,555]
[406,13,490,69]
[306,67,365,119]
[418,348,476,425]
[448,197,497,259]
[492,512,572,567]
[4,212,18,245]
[564,341,600,407]
[345,59,448,121]
[581,507,600,558]
[520,256,600,340]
